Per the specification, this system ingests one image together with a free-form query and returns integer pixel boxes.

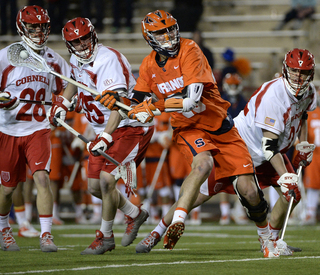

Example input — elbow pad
[261,136,279,161]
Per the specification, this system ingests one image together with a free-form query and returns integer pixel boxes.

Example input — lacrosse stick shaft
[280,166,302,240]
[49,71,131,111]
[55,118,120,166]
[20,99,52,105]
[146,149,168,200]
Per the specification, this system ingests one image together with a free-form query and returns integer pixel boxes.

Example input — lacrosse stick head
[7,42,51,73]
[115,160,137,197]
[62,17,98,64]
[16,5,51,51]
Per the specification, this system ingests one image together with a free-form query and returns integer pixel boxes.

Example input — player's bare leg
[164,151,213,250]
[33,171,57,252]
[0,185,20,251]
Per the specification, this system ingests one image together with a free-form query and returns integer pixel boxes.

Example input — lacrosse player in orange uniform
[97,10,278,257]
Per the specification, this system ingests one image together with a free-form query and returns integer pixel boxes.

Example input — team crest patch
[1,171,10,182]
[265,117,276,126]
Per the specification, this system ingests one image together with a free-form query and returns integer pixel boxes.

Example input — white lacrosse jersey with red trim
[234,77,316,167]
[69,44,151,135]
[0,42,69,136]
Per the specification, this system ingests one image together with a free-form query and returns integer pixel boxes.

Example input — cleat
[136,231,161,253]
[276,239,293,256]
[300,215,316,225]
[163,222,185,250]
[40,232,57,252]
[18,221,40,238]
[230,209,249,225]
[0,227,20,251]
[87,214,101,225]
[76,216,88,225]
[287,245,302,252]
[81,230,115,255]
[121,205,149,247]
[258,235,280,258]
[219,215,230,225]
[52,217,64,225]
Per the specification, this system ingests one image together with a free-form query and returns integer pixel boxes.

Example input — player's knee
[0,185,15,197]
[192,155,213,179]
[245,198,269,223]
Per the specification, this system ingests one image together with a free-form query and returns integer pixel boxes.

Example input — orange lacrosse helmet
[282,48,315,97]
[222,73,243,97]
[16,5,51,50]
[141,10,180,57]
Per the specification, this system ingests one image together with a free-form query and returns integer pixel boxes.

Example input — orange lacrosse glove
[95,90,131,111]
[128,99,157,123]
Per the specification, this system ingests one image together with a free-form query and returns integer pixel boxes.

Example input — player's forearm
[62,83,77,101]
[103,110,122,135]
[269,153,288,176]
[298,119,308,142]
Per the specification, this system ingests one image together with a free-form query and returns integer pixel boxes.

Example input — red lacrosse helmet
[16,5,51,50]
[222,73,243,97]
[62,17,98,64]
[282,48,315,97]
[141,10,180,57]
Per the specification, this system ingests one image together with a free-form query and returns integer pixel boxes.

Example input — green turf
[1,223,320,274]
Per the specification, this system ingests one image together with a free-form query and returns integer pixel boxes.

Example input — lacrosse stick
[7,42,134,112]
[0,97,52,106]
[142,149,168,212]
[55,117,137,196]
[280,166,302,240]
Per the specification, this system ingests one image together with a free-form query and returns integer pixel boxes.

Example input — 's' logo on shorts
[1,171,10,182]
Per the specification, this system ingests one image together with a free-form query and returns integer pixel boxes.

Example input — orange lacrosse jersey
[303,107,320,190]
[135,38,230,132]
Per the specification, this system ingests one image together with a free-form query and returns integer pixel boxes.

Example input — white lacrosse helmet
[282,48,315,97]
[16,5,51,51]
[62,17,98,64]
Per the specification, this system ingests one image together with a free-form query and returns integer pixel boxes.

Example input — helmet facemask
[67,32,98,64]
[20,22,50,50]
[222,73,243,102]
[145,24,180,57]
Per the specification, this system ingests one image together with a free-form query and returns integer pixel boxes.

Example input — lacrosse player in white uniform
[0,5,70,252]
[48,17,154,255]
[234,48,316,255]
[135,48,316,256]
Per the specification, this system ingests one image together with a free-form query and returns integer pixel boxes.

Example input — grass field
[1,222,320,275]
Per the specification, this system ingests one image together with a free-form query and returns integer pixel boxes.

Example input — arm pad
[261,136,279,161]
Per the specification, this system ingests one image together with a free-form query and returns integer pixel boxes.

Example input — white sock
[306,189,319,218]
[0,213,10,231]
[220,202,230,217]
[53,202,59,218]
[100,218,113,237]
[257,223,270,239]
[153,218,169,237]
[25,203,33,222]
[75,204,83,218]
[161,204,171,217]
[39,216,52,236]
[14,209,27,227]
[119,201,139,219]
[172,208,188,223]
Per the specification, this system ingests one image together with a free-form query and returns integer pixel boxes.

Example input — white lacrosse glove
[277,173,301,202]
[0,92,20,110]
[293,141,315,168]
[71,137,85,151]
[157,130,172,149]
[87,132,113,156]
[48,95,72,127]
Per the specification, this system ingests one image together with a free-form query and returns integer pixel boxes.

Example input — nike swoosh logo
[243,164,250,167]
[178,215,184,219]
[35,162,43,165]
[174,66,179,69]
